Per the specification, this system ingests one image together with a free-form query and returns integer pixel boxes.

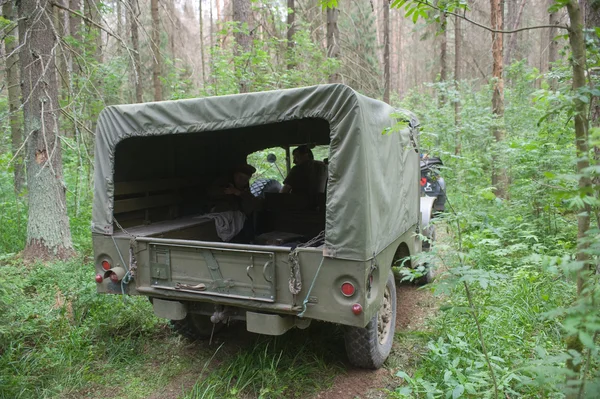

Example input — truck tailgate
[147,242,277,302]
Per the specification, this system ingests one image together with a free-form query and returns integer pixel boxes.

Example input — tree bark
[199,0,206,86]
[490,0,508,199]
[547,0,559,90]
[287,0,295,70]
[84,0,102,63]
[454,14,462,156]
[563,1,591,392]
[326,6,340,83]
[232,0,251,93]
[151,0,163,101]
[3,0,25,195]
[53,0,69,98]
[582,0,599,128]
[504,0,526,64]
[68,0,81,76]
[440,12,447,105]
[383,0,390,103]
[18,0,74,261]
[129,0,143,103]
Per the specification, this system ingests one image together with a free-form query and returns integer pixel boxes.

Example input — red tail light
[101,260,111,270]
[352,303,363,315]
[95,274,104,283]
[341,282,355,297]
[109,272,119,283]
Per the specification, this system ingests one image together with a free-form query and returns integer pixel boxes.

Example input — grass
[0,254,344,399]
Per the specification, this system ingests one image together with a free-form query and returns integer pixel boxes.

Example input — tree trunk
[18,0,74,261]
[84,0,102,63]
[232,0,251,93]
[129,0,143,103]
[440,13,447,105]
[547,0,559,90]
[53,0,69,99]
[454,14,461,156]
[582,0,599,128]
[3,0,25,195]
[563,1,591,393]
[151,0,163,101]
[490,0,508,199]
[69,0,81,76]
[287,0,295,70]
[383,0,390,103]
[504,0,526,65]
[326,6,340,83]
[199,0,206,86]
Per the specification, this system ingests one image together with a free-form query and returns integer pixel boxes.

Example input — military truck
[92,84,434,369]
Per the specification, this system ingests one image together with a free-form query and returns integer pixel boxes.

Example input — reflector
[101,260,111,270]
[341,282,355,297]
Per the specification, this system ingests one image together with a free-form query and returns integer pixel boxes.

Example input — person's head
[292,145,314,165]
[232,163,256,189]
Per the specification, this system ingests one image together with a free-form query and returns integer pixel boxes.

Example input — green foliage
[0,257,162,398]
[392,61,599,397]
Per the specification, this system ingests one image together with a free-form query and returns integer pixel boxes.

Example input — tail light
[101,260,111,270]
[95,274,104,283]
[105,267,126,283]
[341,282,355,297]
[352,303,363,315]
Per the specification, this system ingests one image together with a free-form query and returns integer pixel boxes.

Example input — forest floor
[140,282,438,399]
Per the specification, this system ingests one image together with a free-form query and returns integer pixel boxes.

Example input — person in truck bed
[205,163,262,242]
[280,145,327,201]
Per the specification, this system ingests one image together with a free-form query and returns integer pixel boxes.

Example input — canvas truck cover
[92,84,420,261]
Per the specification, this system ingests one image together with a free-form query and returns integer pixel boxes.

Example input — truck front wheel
[344,271,397,369]
[171,313,223,340]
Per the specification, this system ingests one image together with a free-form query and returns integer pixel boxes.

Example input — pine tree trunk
[69,0,81,76]
[383,0,390,103]
[490,0,508,199]
[53,0,69,100]
[151,0,163,101]
[326,6,340,83]
[440,13,447,105]
[232,0,251,93]
[3,0,25,195]
[84,0,102,63]
[454,14,462,156]
[18,0,74,261]
[287,0,295,70]
[199,0,206,86]
[129,0,143,103]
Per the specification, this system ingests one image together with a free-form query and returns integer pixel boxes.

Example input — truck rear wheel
[171,313,223,340]
[344,271,396,369]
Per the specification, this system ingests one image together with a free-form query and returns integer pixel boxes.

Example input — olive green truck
[92,84,433,369]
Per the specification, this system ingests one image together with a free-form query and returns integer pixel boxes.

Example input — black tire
[344,271,397,369]
[171,313,223,340]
